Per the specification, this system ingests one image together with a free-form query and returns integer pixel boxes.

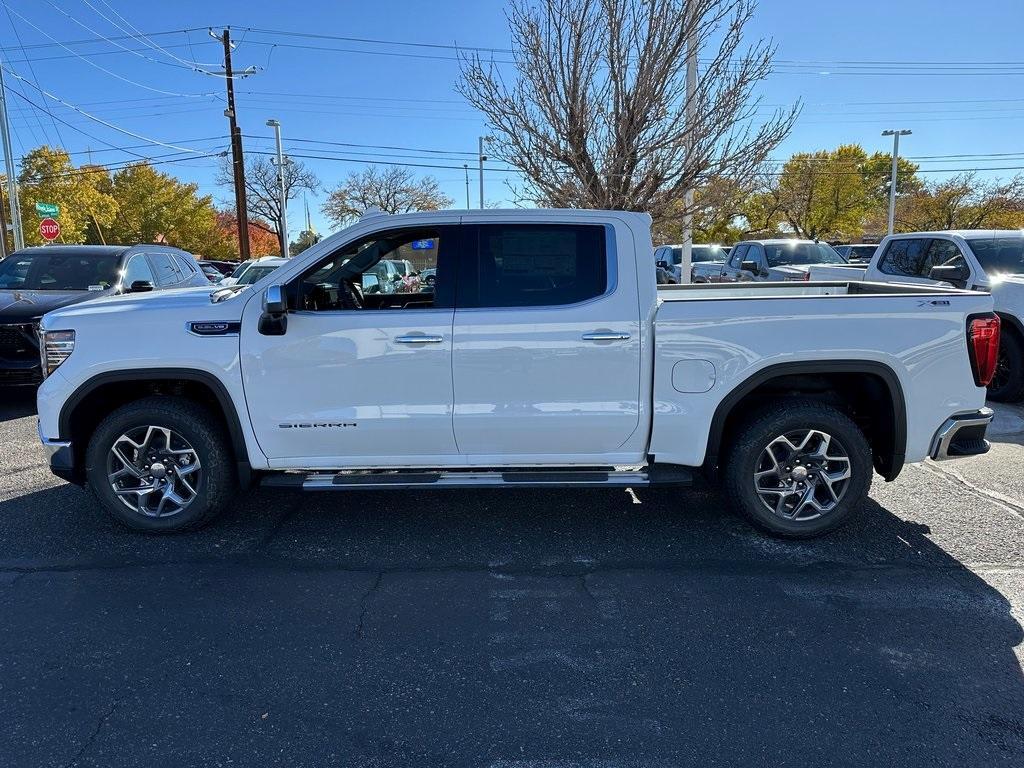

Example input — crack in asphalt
[355,571,384,640]
[920,461,1024,522]
[3,555,1024,581]
[61,695,126,768]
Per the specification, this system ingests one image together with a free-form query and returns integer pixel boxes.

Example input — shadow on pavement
[0,481,1022,765]
[0,385,36,423]
[989,400,1024,447]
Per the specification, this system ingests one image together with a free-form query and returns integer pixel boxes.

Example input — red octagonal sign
[39,217,60,241]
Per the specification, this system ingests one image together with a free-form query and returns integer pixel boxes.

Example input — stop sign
[39,218,60,241]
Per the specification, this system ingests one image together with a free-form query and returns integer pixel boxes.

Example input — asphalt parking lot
[1,389,1023,767]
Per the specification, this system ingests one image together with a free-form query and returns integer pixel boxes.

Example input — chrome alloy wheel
[106,426,202,518]
[753,429,852,521]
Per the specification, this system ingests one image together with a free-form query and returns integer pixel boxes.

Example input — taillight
[803,271,811,281]
[967,315,1001,387]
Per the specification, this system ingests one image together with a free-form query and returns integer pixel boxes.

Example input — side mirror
[928,264,970,287]
[259,284,288,336]
[128,280,154,293]
[741,260,761,274]
[656,260,669,270]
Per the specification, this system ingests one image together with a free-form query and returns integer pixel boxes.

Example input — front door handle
[581,332,631,342]
[394,334,444,344]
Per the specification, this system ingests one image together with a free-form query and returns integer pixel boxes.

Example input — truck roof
[889,230,1024,239]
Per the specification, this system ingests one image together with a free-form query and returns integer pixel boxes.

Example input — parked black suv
[0,244,209,384]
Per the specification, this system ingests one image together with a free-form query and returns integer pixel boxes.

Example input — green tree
[763,144,922,240]
[897,173,1024,231]
[289,229,320,256]
[17,147,117,246]
[105,163,226,256]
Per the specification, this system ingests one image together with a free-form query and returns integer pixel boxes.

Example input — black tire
[723,400,872,538]
[987,328,1024,403]
[85,396,235,533]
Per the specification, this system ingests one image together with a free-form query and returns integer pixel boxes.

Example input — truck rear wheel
[723,401,872,538]
[85,396,235,532]
[988,329,1024,403]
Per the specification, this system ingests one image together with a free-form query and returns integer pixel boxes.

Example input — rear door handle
[394,334,444,344]
[581,332,631,342]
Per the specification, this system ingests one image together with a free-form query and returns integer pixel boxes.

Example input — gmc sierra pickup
[36,209,999,538]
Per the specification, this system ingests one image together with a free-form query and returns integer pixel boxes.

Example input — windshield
[230,261,252,278]
[965,237,1024,276]
[765,242,846,267]
[0,252,120,291]
[236,264,280,285]
[847,245,877,261]
[665,245,727,264]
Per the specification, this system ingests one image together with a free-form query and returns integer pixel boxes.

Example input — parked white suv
[808,230,1024,402]
[36,210,997,538]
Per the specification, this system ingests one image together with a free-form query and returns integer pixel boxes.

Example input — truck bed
[649,279,993,471]
[656,280,970,300]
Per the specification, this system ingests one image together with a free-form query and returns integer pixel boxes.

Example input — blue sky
[2,0,1023,238]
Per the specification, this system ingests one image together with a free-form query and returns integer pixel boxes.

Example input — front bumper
[38,420,78,483]
[930,407,994,460]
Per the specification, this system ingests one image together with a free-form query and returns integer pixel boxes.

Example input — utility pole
[679,30,698,285]
[0,64,24,251]
[478,137,485,209]
[463,164,470,209]
[0,188,8,258]
[882,129,911,236]
[266,119,289,257]
[218,28,251,261]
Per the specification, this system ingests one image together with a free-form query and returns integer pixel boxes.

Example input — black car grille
[0,324,39,362]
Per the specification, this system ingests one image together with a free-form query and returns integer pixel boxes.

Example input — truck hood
[0,288,111,324]
[41,286,245,326]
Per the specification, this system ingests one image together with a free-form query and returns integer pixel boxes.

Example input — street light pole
[267,119,289,257]
[882,129,911,236]
[0,64,24,251]
[679,30,698,285]
[478,137,485,209]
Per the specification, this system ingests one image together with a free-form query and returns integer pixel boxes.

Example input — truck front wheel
[723,401,872,538]
[85,396,235,532]
[988,330,1024,403]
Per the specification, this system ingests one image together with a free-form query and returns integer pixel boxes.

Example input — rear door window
[459,224,608,308]
[878,238,929,278]
[728,244,748,268]
[148,253,182,286]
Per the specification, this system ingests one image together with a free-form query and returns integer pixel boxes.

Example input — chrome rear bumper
[930,408,994,460]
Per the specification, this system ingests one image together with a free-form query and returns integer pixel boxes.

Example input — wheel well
[997,312,1024,347]
[60,372,250,486]
[706,366,906,481]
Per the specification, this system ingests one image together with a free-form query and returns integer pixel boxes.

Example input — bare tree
[897,173,1024,232]
[217,156,319,256]
[459,0,798,221]
[322,165,454,226]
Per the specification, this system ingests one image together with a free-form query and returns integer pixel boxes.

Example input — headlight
[40,329,75,377]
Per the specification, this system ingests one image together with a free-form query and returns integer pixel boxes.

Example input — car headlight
[40,329,75,377]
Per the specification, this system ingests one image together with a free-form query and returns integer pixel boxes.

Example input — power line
[5,86,153,161]
[1,4,218,97]
[30,150,228,181]
[242,134,477,156]
[82,0,222,70]
[2,3,61,147]
[1,64,212,153]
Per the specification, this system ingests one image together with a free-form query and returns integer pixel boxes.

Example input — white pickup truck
[807,230,1024,402]
[36,210,999,538]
